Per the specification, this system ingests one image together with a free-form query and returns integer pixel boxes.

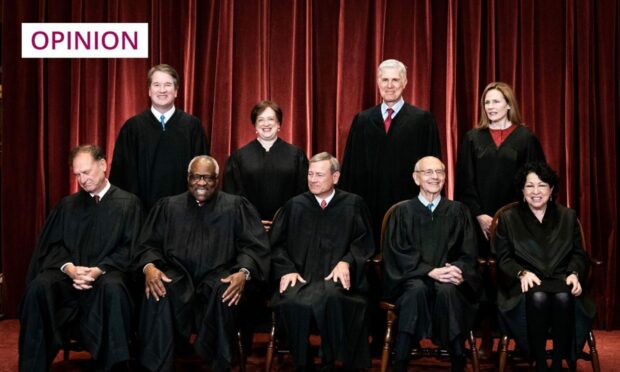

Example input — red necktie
[94,195,100,204]
[320,199,327,209]
[384,108,394,133]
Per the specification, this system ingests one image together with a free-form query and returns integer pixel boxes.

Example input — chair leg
[468,330,480,372]
[498,335,509,372]
[587,331,601,372]
[237,330,246,372]
[380,310,396,372]
[265,313,276,372]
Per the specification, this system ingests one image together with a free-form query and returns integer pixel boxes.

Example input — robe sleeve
[449,204,481,294]
[492,214,523,281]
[270,202,299,279]
[339,197,375,288]
[339,114,363,192]
[382,205,434,300]
[26,206,71,283]
[222,152,245,195]
[567,216,588,279]
[295,150,309,195]
[133,198,170,271]
[191,119,210,156]
[455,132,484,217]
[231,197,271,281]
[423,111,442,159]
[109,120,139,195]
[97,197,144,273]
[524,131,546,163]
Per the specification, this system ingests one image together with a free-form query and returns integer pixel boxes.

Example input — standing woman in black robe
[456,81,546,255]
[223,100,308,232]
[492,162,594,371]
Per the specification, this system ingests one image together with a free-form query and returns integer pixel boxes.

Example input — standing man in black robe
[382,156,480,372]
[135,155,270,372]
[340,58,442,246]
[19,144,143,371]
[110,64,209,211]
[270,152,375,371]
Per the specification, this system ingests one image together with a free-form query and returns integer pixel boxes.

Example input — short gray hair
[309,152,340,173]
[377,59,407,81]
[187,155,219,176]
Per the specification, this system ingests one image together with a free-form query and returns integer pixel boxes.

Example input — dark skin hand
[221,272,247,306]
[144,264,172,301]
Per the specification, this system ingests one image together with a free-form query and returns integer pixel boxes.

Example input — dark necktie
[160,114,166,131]
[384,108,394,133]
[320,199,327,209]
[94,195,100,204]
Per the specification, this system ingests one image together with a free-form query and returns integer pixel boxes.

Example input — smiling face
[307,160,339,199]
[72,152,108,195]
[254,107,281,141]
[148,70,178,112]
[377,66,407,105]
[187,159,218,203]
[484,88,510,124]
[413,156,446,201]
[522,172,553,211]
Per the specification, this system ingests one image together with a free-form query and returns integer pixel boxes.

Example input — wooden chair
[377,201,481,372]
[490,202,601,372]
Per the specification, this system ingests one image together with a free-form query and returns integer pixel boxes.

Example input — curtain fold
[2,0,618,328]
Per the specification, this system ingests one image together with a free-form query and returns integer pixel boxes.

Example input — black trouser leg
[550,292,574,371]
[526,291,551,372]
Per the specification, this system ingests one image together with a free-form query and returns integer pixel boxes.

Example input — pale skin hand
[220,272,247,306]
[325,261,351,290]
[519,271,542,293]
[279,273,307,293]
[261,220,273,233]
[428,263,463,285]
[64,264,104,290]
[566,274,582,296]
[144,264,172,301]
[476,214,493,240]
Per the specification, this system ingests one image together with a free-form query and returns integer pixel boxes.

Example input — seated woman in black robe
[492,162,595,372]
[223,100,308,231]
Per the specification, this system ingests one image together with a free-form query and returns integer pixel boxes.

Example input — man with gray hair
[270,152,375,371]
[134,155,270,371]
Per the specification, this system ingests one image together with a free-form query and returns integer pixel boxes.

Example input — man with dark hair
[135,155,270,372]
[382,156,480,372]
[110,64,209,211]
[19,144,143,371]
[270,152,375,371]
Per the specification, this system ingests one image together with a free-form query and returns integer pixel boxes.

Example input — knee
[435,282,459,298]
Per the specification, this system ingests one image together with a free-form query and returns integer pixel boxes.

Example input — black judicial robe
[382,198,480,345]
[492,202,595,360]
[110,109,209,210]
[455,125,545,222]
[270,190,375,368]
[20,185,143,371]
[223,138,308,220]
[134,191,270,371]
[340,103,441,245]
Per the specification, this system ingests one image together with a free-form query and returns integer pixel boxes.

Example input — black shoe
[392,359,409,372]
[450,355,466,372]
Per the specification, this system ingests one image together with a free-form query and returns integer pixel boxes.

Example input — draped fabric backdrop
[2,0,618,328]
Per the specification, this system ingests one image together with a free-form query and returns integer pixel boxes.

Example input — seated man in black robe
[19,144,143,371]
[270,152,375,371]
[135,155,270,372]
[382,156,481,372]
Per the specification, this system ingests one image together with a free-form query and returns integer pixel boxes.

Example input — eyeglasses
[415,169,446,177]
[188,173,217,183]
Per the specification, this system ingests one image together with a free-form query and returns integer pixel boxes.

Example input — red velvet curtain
[2,0,618,328]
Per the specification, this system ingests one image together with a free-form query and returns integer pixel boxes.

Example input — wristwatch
[239,268,251,281]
